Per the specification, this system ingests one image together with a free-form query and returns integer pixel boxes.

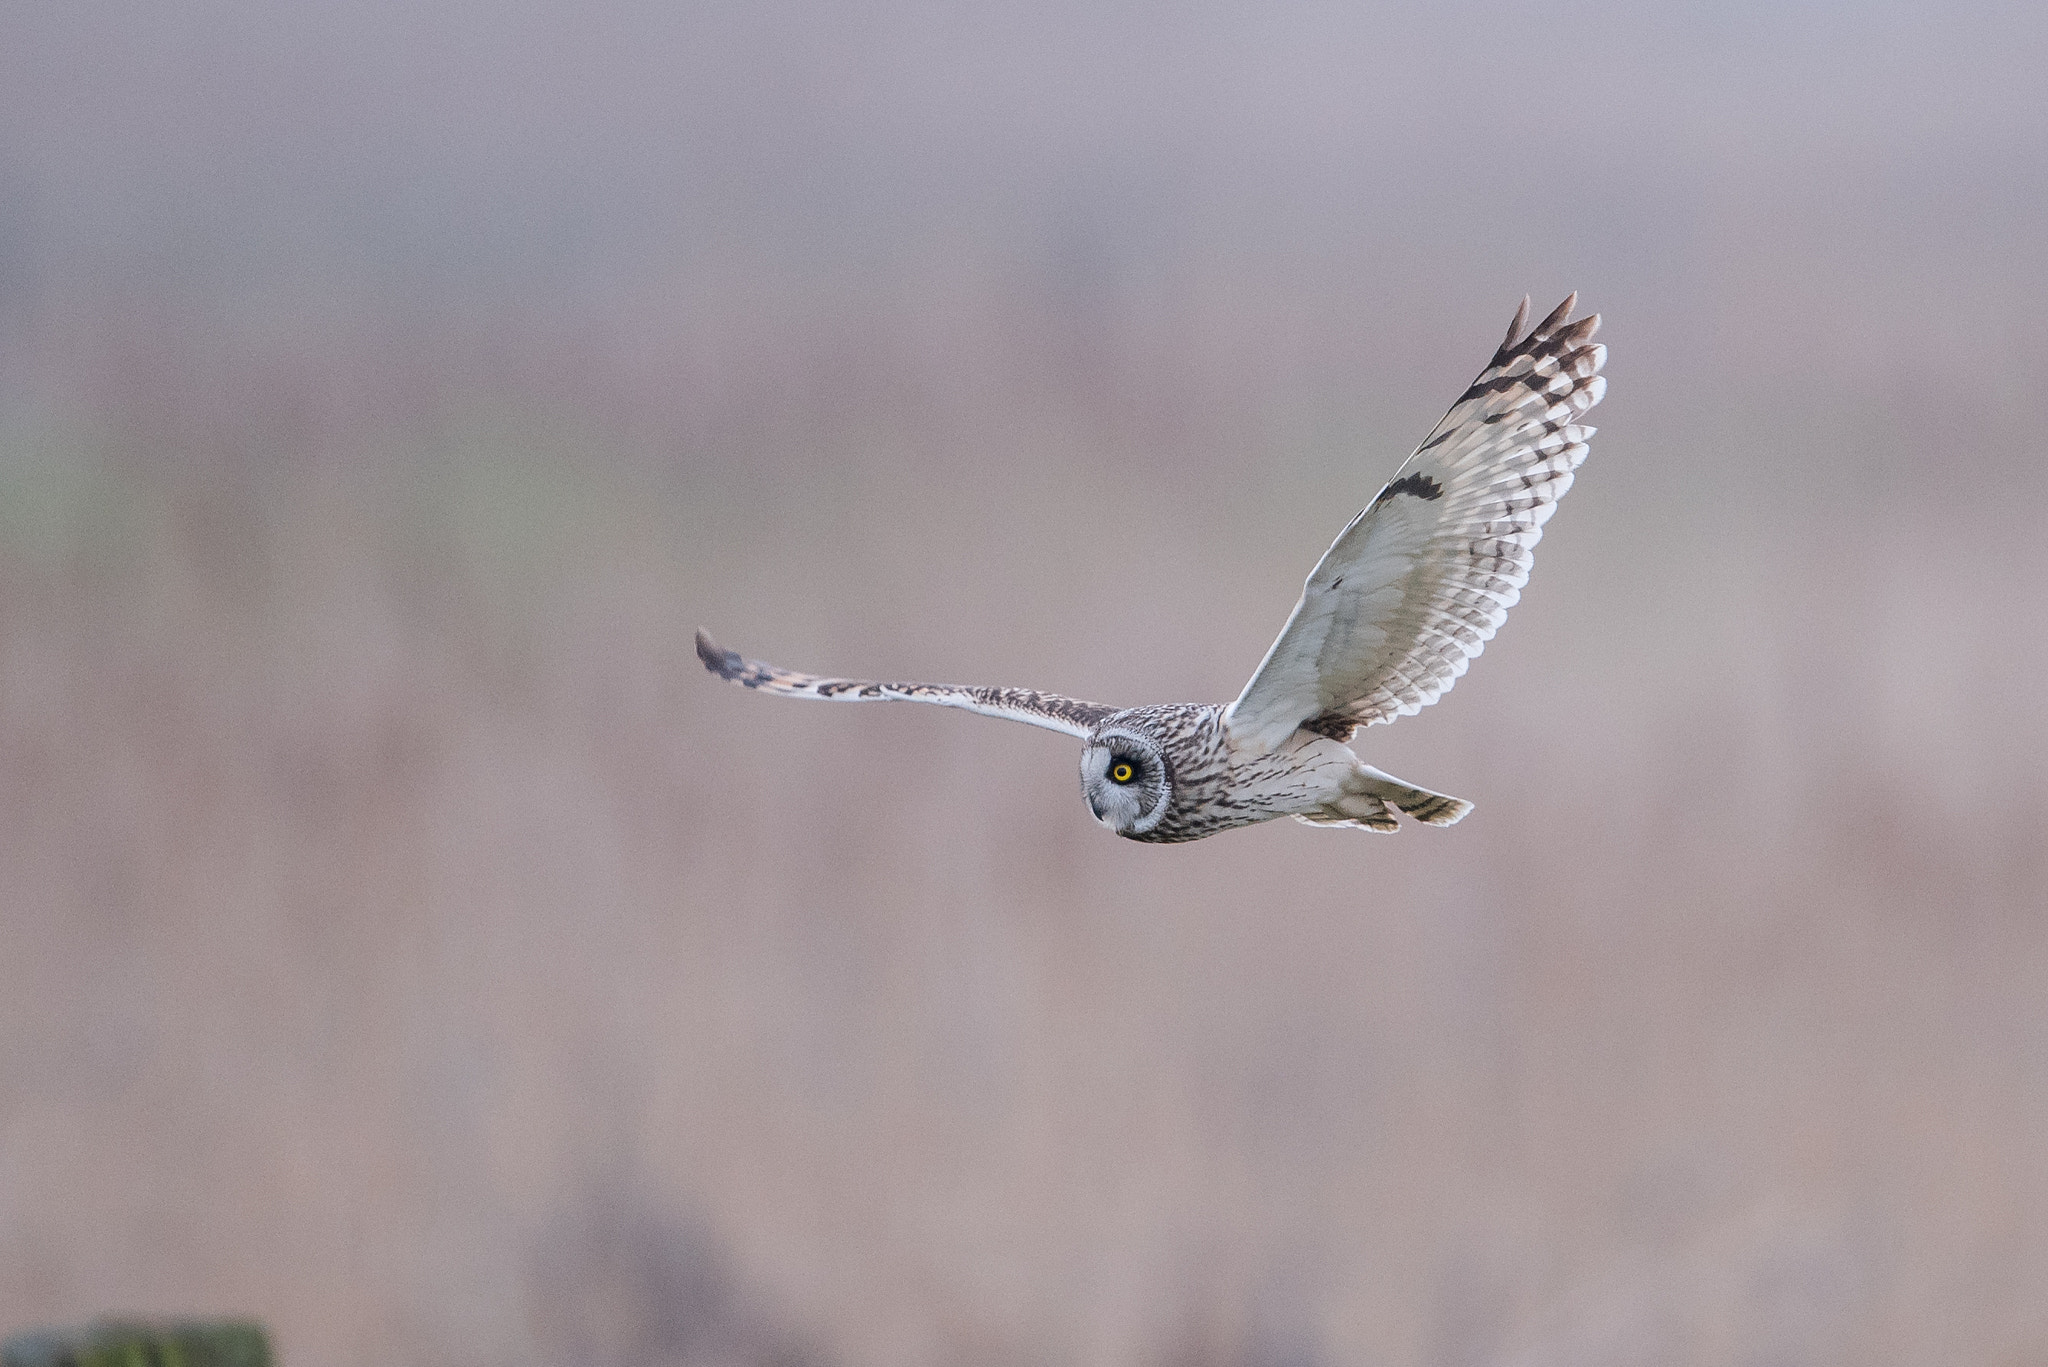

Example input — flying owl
[699,294,1606,842]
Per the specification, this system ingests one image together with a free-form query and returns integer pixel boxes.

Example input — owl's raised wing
[1224,295,1606,753]
[697,631,1116,739]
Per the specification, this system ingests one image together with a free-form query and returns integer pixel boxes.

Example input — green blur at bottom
[1,1322,271,1367]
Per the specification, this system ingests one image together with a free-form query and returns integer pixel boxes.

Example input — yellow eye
[1110,761,1135,784]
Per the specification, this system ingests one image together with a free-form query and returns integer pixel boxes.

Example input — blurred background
[2,1,2046,1363]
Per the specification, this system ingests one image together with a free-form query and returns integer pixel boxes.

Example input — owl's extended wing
[1224,295,1606,753]
[697,630,1116,739]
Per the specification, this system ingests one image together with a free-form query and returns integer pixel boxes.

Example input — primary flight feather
[699,294,1606,842]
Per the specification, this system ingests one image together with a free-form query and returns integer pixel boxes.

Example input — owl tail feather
[1296,801,1400,833]
[1349,765,1474,827]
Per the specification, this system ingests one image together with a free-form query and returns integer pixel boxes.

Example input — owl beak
[1088,796,1107,821]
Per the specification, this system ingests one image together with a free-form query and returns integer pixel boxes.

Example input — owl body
[699,295,1606,844]
[1079,704,1466,842]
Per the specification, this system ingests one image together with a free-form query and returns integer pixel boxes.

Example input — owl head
[1080,728,1172,837]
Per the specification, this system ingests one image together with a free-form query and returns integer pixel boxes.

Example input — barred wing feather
[1225,295,1606,752]
[696,630,1116,739]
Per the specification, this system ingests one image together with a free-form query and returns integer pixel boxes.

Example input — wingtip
[1501,295,1531,351]
[1535,292,1577,337]
[696,628,741,679]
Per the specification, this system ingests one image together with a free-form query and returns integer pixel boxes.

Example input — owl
[699,295,1605,842]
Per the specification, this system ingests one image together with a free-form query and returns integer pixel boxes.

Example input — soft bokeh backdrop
[3,2,2046,1364]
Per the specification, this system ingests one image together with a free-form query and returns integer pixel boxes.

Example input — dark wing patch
[1300,714,1362,741]
[1372,472,1445,507]
[695,630,1118,739]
